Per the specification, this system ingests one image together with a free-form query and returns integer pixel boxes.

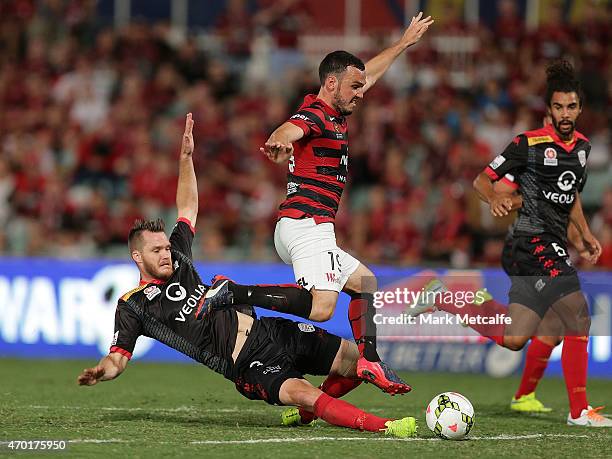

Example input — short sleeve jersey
[279,94,349,224]
[484,124,590,241]
[110,218,237,378]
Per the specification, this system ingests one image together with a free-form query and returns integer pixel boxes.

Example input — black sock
[230,283,313,319]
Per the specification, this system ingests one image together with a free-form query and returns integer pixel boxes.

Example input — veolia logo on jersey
[166,282,187,301]
[557,171,577,192]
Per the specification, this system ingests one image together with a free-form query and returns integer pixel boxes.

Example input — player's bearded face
[139,232,173,280]
[549,91,581,140]
[332,67,365,115]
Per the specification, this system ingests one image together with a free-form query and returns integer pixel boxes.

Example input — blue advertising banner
[0,259,610,378]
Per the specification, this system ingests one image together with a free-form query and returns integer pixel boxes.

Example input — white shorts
[274,217,361,292]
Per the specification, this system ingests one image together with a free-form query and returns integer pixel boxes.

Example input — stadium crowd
[0,0,610,268]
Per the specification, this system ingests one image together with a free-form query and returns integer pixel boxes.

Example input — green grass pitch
[1,358,610,458]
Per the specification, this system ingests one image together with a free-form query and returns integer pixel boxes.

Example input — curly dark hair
[128,218,166,251]
[545,59,583,107]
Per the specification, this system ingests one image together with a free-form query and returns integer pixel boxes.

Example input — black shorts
[508,235,581,318]
[232,317,341,405]
[501,234,517,277]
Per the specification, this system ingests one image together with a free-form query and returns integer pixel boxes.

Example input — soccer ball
[426,392,475,440]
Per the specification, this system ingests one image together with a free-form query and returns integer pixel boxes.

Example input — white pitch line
[190,434,589,445]
[25,405,387,414]
[0,434,590,448]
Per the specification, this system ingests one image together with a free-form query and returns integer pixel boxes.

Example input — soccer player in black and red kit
[200,13,434,399]
[413,61,611,427]
[496,175,595,414]
[76,114,418,438]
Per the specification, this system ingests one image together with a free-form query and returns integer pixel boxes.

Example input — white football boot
[567,406,612,427]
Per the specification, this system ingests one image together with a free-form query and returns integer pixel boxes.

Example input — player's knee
[346,269,377,294]
[309,301,335,322]
[504,336,528,351]
[569,300,591,335]
[279,378,320,411]
[538,335,562,347]
[575,313,591,335]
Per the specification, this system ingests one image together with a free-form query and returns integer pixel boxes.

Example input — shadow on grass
[478,405,562,425]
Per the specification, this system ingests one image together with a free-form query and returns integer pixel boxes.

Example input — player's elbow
[472,173,492,203]
[472,173,486,193]
[177,208,198,227]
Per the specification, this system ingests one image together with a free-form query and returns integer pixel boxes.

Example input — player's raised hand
[260,141,294,163]
[489,194,513,217]
[399,12,434,48]
[181,113,194,158]
[77,365,105,386]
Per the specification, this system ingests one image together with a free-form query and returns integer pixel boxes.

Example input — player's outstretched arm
[260,122,304,163]
[77,352,129,386]
[362,12,434,93]
[176,113,197,226]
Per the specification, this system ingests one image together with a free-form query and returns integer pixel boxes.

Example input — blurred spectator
[0,0,610,272]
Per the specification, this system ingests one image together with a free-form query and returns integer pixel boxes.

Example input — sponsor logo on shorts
[263,365,281,375]
[297,277,309,288]
[535,279,546,292]
[111,330,118,346]
[326,272,340,284]
[298,323,315,333]
[144,286,161,300]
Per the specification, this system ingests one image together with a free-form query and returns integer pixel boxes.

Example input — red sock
[321,374,362,397]
[562,336,589,418]
[348,293,379,361]
[299,375,362,423]
[437,297,507,344]
[313,393,390,432]
[515,337,554,399]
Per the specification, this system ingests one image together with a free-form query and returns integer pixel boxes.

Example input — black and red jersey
[484,124,590,241]
[111,218,237,379]
[279,94,349,224]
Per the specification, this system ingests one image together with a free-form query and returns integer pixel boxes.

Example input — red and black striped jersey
[279,94,349,224]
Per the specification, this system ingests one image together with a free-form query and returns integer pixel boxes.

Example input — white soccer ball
[426,392,475,440]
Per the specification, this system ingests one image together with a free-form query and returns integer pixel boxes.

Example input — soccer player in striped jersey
[200,13,434,398]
